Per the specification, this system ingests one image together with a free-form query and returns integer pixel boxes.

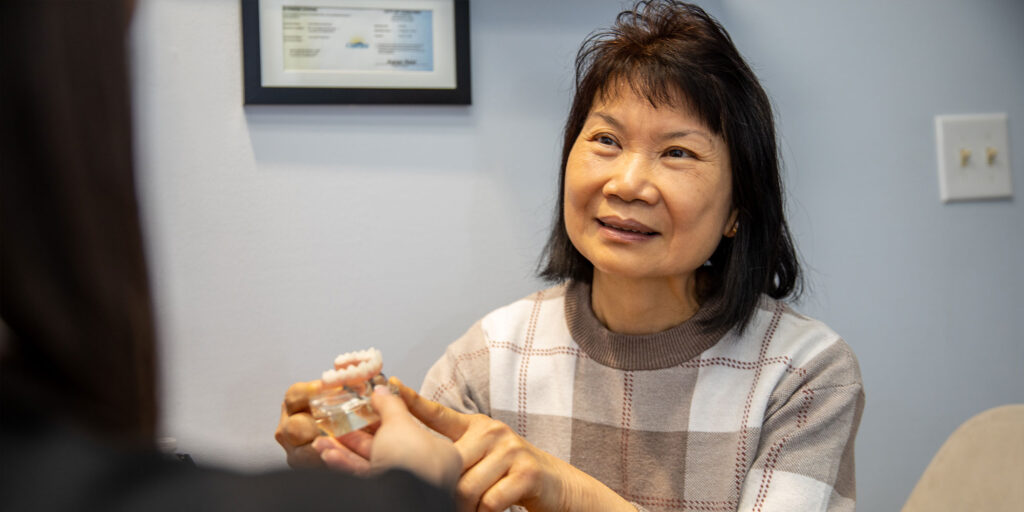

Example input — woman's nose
[602,153,658,204]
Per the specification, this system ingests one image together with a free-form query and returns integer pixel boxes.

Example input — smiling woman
[277,1,864,511]
[563,86,738,334]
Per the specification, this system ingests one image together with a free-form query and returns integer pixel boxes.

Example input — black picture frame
[242,0,471,105]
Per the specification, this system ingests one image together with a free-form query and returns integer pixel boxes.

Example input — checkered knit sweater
[420,282,864,512]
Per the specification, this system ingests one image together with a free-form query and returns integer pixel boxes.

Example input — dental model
[309,348,390,437]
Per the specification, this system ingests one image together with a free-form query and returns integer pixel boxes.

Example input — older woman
[278,1,863,511]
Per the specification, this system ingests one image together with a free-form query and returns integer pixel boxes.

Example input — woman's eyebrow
[590,112,624,132]
[589,111,713,144]
[658,129,713,144]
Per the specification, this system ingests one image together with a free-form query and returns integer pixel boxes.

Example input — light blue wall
[718,1,1024,508]
[132,0,1022,509]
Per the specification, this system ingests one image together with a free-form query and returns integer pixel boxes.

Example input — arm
[418,320,640,511]
[398,380,638,512]
[738,343,865,511]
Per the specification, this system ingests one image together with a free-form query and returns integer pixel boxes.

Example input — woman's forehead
[590,80,707,127]
[593,78,703,121]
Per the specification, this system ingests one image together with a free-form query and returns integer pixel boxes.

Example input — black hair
[1,0,158,441]
[538,0,801,333]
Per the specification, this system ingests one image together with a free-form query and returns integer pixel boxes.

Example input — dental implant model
[308,348,389,437]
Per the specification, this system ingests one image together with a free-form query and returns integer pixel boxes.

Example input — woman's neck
[589,271,700,335]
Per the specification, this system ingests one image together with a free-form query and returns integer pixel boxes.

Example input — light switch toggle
[960,148,972,167]
[986,146,998,166]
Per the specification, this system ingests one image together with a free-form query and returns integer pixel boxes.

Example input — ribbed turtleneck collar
[564,280,731,370]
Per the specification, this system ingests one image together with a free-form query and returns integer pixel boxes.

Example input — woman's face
[564,85,737,283]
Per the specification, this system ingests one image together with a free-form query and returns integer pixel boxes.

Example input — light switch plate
[935,113,1012,202]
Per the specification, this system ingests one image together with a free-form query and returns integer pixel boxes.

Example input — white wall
[131,1,1023,510]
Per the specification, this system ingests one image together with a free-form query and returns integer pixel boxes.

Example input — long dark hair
[1,0,158,441]
[538,0,801,333]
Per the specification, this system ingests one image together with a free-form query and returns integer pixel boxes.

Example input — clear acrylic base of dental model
[307,348,392,438]
[310,373,389,437]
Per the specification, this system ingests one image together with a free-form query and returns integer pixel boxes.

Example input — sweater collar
[564,280,730,370]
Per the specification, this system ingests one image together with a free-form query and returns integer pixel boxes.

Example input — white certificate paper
[282,7,434,72]
[259,0,457,90]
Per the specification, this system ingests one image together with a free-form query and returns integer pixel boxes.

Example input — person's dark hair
[1,0,158,441]
[538,0,801,333]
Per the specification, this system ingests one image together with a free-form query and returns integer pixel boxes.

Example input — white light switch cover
[935,113,1013,202]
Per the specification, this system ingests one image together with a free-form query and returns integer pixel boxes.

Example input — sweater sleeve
[738,339,865,512]
[419,320,492,416]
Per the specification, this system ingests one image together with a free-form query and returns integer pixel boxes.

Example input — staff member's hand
[275,378,462,491]
[321,384,462,489]
[274,380,327,468]
[275,380,379,471]
[393,380,636,512]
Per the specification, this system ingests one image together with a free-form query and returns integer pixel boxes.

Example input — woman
[279,1,863,510]
[0,1,460,509]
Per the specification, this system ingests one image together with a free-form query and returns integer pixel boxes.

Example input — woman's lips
[597,216,659,242]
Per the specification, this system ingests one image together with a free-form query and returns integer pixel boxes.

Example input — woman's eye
[665,147,694,159]
[596,134,617,146]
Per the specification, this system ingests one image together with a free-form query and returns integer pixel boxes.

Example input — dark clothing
[1,419,454,512]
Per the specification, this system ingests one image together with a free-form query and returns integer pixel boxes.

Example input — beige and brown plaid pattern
[422,283,864,512]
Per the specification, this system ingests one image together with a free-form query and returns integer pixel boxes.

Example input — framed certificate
[242,0,471,104]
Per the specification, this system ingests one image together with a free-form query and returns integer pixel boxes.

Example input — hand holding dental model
[311,348,391,437]
[278,357,634,511]
[275,348,461,490]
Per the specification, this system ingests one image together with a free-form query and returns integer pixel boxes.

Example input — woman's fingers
[452,443,511,511]
[451,415,509,472]
[368,386,463,490]
[336,429,374,460]
[276,380,327,468]
[280,412,318,447]
[275,400,323,468]
[313,436,372,473]
[477,474,537,512]
[286,443,324,468]
[370,384,413,423]
[448,414,573,511]
[284,379,322,415]
[391,377,471,441]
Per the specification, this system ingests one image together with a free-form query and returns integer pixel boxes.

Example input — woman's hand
[274,379,462,491]
[364,385,462,489]
[274,380,377,471]
[274,379,327,469]
[394,379,635,512]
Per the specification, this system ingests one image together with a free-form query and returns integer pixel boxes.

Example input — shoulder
[716,296,861,388]
[477,283,571,348]
[480,283,568,324]
[421,284,571,410]
[724,298,865,426]
[767,297,862,388]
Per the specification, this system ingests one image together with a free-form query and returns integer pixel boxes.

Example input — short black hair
[538,0,801,334]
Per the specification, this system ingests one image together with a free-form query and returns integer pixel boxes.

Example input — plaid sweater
[421,282,864,512]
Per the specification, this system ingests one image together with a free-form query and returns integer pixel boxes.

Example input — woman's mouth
[597,217,659,241]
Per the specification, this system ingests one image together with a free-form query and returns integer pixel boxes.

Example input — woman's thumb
[370,385,408,422]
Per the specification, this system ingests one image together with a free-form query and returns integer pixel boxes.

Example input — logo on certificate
[346,37,369,49]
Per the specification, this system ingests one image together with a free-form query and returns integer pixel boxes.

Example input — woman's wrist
[553,455,636,512]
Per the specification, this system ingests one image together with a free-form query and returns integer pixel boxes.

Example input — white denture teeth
[334,348,382,369]
[322,348,383,387]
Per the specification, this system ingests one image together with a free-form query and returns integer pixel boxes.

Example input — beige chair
[902,404,1024,512]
